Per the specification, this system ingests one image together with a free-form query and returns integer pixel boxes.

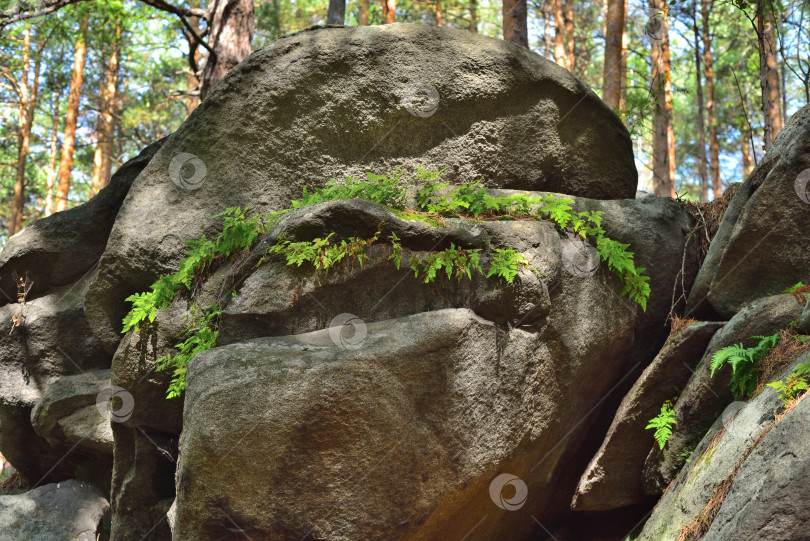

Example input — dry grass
[791,285,810,306]
[681,183,741,265]
[754,329,810,396]
[668,316,700,341]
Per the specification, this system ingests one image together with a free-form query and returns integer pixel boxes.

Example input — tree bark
[602,0,626,108]
[763,3,782,142]
[382,0,396,23]
[503,0,528,46]
[701,0,720,198]
[199,0,254,100]
[563,0,575,70]
[358,0,369,24]
[469,0,478,32]
[692,3,708,202]
[649,0,676,198]
[11,29,40,235]
[184,0,201,114]
[434,0,443,26]
[44,88,61,217]
[553,0,565,64]
[327,0,345,24]
[55,15,88,213]
[91,18,122,196]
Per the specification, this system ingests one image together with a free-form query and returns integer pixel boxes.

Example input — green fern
[710,333,780,399]
[646,399,677,450]
[767,359,810,406]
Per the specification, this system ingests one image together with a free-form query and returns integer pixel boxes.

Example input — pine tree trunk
[434,0,443,25]
[327,0,346,24]
[44,88,61,217]
[503,0,528,46]
[199,0,254,100]
[469,0,478,32]
[91,19,122,197]
[701,0,720,198]
[55,16,88,213]
[553,0,565,64]
[10,29,37,235]
[602,0,626,108]
[650,0,675,198]
[382,0,396,23]
[763,5,782,142]
[692,4,708,202]
[185,0,201,113]
[358,0,370,25]
[542,0,553,57]
[619,0,628,109]
[563,0,575,70]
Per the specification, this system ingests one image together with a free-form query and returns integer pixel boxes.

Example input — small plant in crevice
[710,333,780,399]
[646,398,677,450]
[767,360,810,407]
[155,304,220,399]
[123,168,653,398]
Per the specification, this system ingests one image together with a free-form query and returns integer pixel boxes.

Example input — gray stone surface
[573,321,724,511]
[693,104,810,318]
[642,294,803,494]
[0,479,109,541]
[703,390,810,541]
[175,306,637,540]
[31,370,113,457]
[83,23,638,358]
[0,273,109,483]
[633,352,808,541]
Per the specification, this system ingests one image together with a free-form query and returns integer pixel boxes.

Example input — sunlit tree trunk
[602,0,626,108]
[55,15,88,213]
[542,0,553,57]
[650,0,676,198]
[11,29,40,235]
[756,0,782,148]
[358,0,369,24]
[382,0,396,23]
[553,0,565,64]
[692,4,708,202]
[563,0,574,70]
[469,0,478,32]
[44,88,61,217]
[619,0,628,109]
[701,0,720,199]
[763,4,782,142]
[434,0,443,25]
[200,0,254,99]
[185,0,201,114]
[91,19,122,197]
[503,0,528,46]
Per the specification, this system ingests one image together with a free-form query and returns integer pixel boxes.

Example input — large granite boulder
[686,104,810,319]
[0,479,109,540]
[572,321,724,511]
[632,352,809,540]
[642,294,803,494]
[174,309,636,540]
[0,274,109,483]
[108,191,695,539]
[83,23,639,356]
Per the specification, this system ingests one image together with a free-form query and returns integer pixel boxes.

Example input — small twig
[732,68,759,167]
